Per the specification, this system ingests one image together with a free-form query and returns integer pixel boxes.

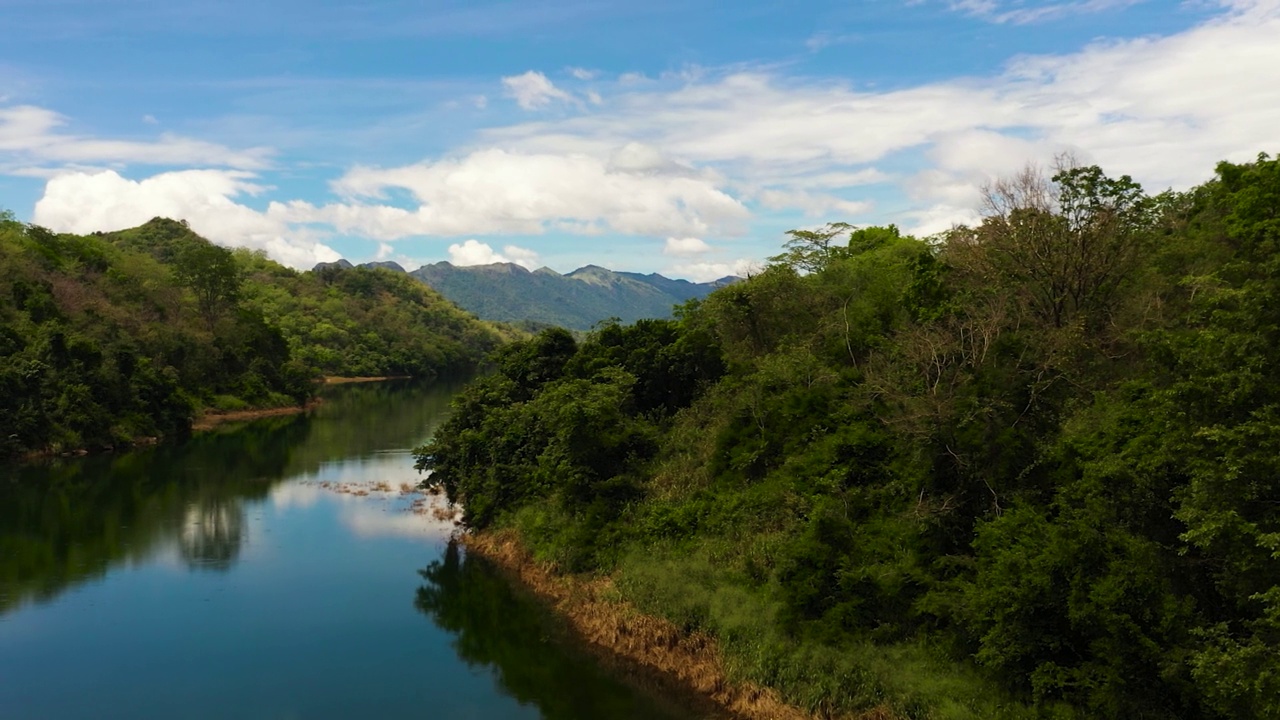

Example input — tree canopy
[0,217,510,457]
[417,153,1280,720]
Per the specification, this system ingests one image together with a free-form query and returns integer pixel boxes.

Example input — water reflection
[178,498,245,571]
[0,377,714,720]
[415,542,699,720]
[0,378,466,615]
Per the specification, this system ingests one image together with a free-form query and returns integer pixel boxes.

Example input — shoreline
[194,375,411,429]
[190,398,323,431]
[12,376,405,460]
[461,530,858,720]
[321,375,411,385]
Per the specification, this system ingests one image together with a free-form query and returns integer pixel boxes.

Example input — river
[0,379,696,719]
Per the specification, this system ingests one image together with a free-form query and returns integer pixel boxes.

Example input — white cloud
[0,104,271,170]
[755,189,873,217]
[502,244,541,268]
[447,239,540,269]
[142,114,159,125]
[664,258,760,283]
[946,0,1146,24]
[19,2,1280,274]
[502,70,574,110]
[607,141,679,173]
[567,67,598,80]
[315,148,747,239]
[663,237,712,257]
[479,0,1280,229]
[448,239,505,265]
[32,169,341,269]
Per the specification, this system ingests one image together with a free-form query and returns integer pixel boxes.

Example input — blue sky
[1,0,1276,279]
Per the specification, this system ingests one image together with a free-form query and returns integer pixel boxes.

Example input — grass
[611,542,1077,720]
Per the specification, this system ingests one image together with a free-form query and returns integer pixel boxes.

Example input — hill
[405,261,736,330]
[416,154,1280,719]
[0,216,508,457]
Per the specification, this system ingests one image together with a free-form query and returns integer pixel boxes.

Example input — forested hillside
[418,154,1280,719]
[0,217,508,458]
[411,260,735,330]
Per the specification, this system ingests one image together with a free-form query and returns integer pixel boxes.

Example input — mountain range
[316,259,738,330]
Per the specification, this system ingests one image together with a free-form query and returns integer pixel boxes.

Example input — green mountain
[405,261,737,330]
[0,215,508,457]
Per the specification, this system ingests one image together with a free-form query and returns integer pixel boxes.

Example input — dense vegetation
[417,153,1280,719]
[0,216,507,457]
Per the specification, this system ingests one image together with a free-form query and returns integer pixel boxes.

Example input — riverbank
[193,376,408,430]
[462,530,896,720]
[321,375,412,385]
[14,377,401,459]
[190,398,324,431]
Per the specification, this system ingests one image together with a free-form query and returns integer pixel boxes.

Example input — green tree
[770,222,853,273]
[174,240,242,328]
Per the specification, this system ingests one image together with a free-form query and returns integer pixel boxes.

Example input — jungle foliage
[0,216,506,457]
[417,154,1280,719]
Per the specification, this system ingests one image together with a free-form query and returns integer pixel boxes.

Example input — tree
[174,240,242,328]
[770,222,853,273]
[948,160,1152,330]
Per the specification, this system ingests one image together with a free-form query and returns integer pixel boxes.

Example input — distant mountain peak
[313,259,354,271]
[360,260,406,273]
[410,262,731,330]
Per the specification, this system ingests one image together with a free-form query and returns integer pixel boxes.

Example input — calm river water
[0,379,694,720]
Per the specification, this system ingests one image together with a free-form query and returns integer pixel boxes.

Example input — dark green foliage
[237,251,511,379]
[416,322,724,567]
[0,217,504,457]
[419,155,1280,720]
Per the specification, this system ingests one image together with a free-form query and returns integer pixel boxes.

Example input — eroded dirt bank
[461,530,895,720]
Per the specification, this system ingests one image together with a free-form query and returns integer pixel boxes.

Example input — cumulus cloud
[607,141,680,174]
[502,71,574,110]
[664,258,761,283]
[481,0,1280,230]
[447,239,540,269]
[316,148,748,239]
[567,67,598,80]
[32,169,341,269]
[19,2,1280,271]
[0,104,271,171]
[502,244,541,267]
[663,236,712,257]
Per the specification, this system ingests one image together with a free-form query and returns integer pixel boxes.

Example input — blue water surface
[0,380,693,720]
